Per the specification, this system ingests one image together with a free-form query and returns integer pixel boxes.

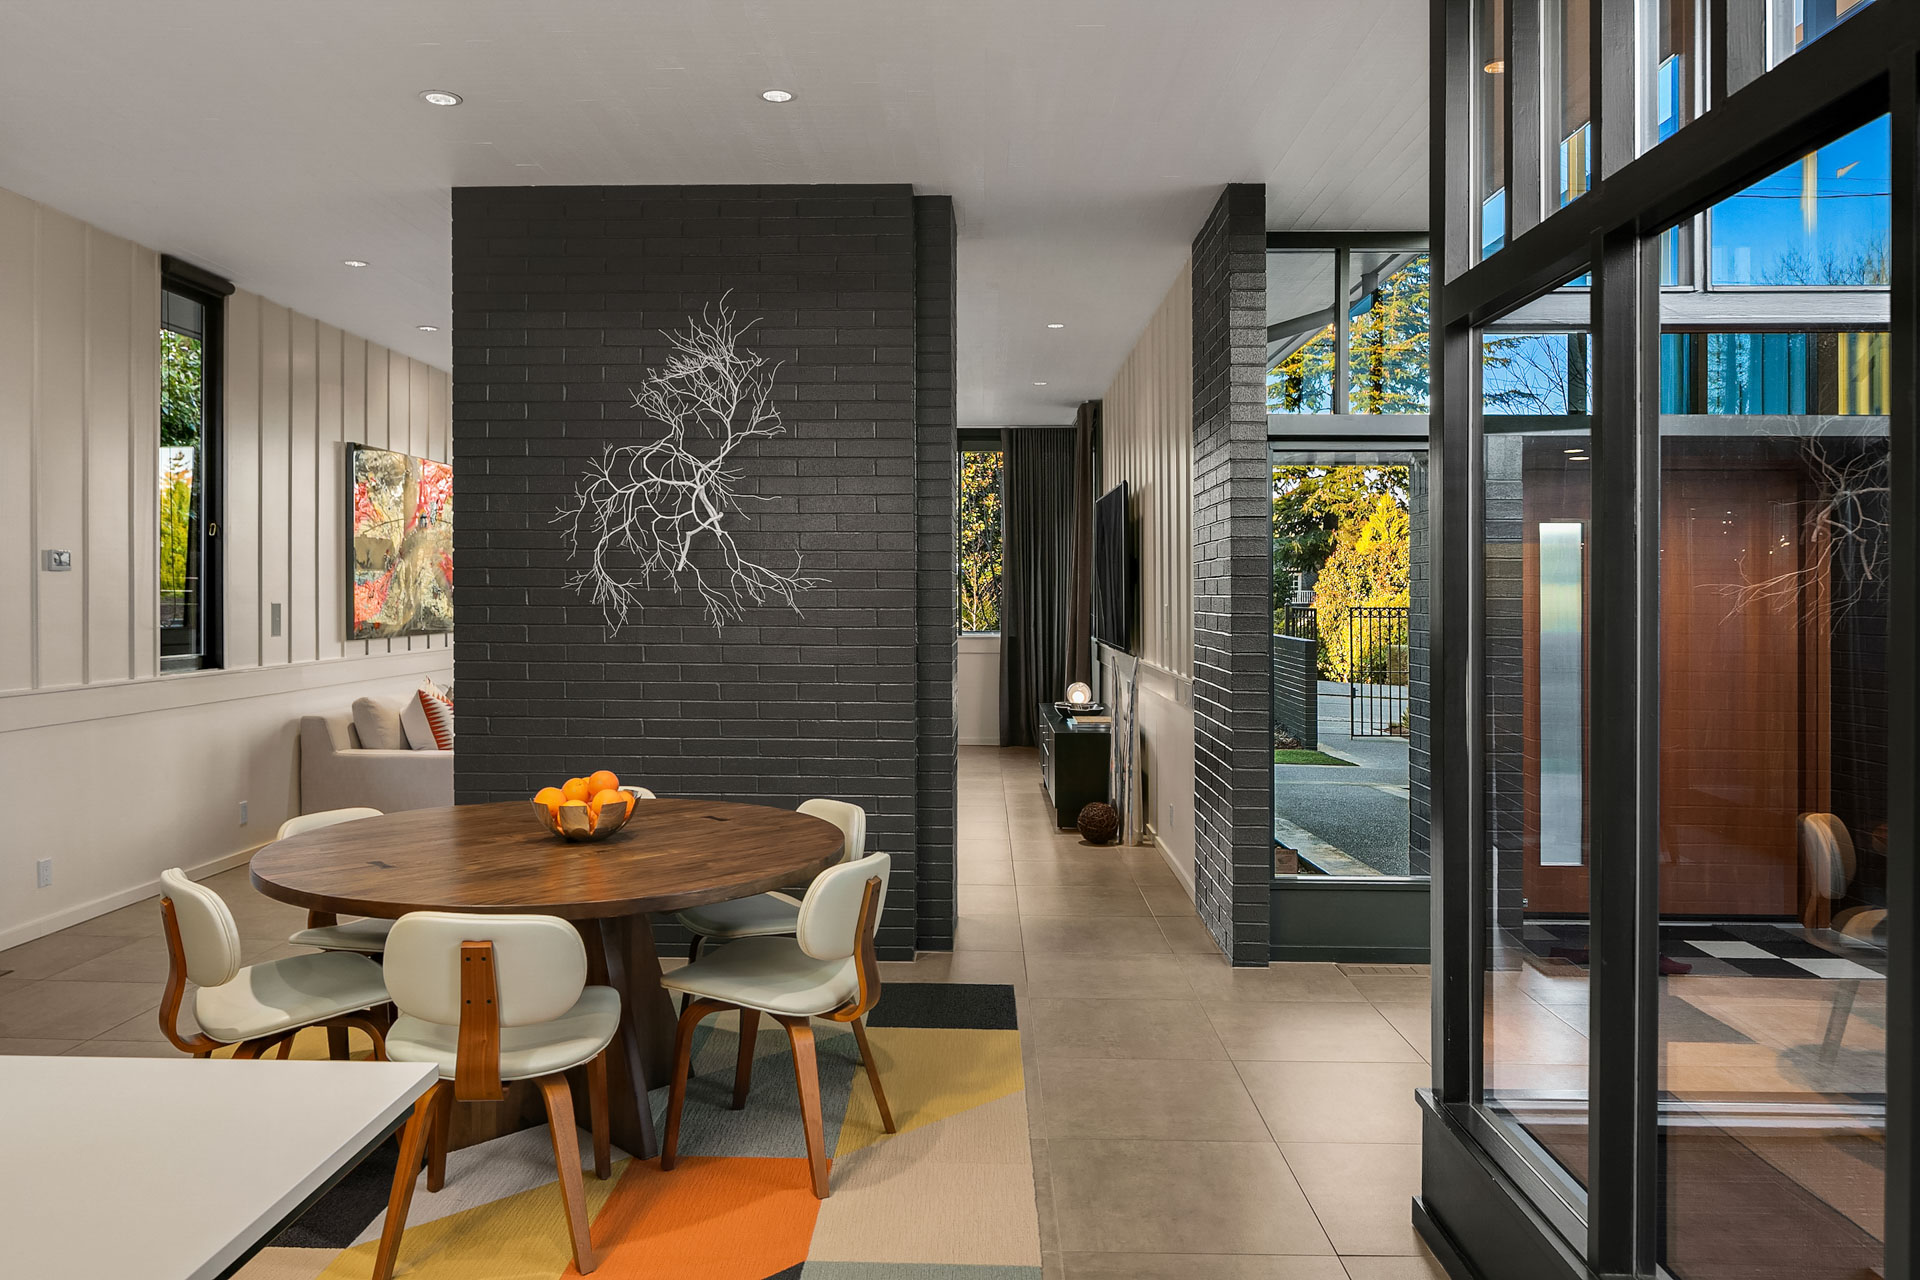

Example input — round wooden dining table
[250,798,845,1159]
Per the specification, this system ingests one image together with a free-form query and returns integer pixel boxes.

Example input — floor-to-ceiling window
[1426,3,1911,1277]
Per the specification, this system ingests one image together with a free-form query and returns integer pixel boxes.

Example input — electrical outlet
[270,603,282,637]
[35,859,52,889]
[239,800,249,826]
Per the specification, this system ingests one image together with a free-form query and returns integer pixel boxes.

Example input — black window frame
[1424,2,1917,1278]
[159,256,230,673]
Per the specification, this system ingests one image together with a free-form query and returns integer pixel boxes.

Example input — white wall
[957,633,1001,745]
[0,187,452,948]
[1100,261,1196,889]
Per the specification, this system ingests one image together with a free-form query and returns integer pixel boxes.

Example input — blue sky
[1709,115,1891,285]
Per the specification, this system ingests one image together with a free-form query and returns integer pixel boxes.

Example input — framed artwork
[349,445,453,638]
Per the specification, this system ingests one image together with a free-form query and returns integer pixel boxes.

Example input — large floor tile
[960,883,1021,915]
[955,914,1028,952]
[0,929,137,980]
[1235,1060,1430,1143]
[1021,916,1171,956]
[1024,954,1194,1000]
[1014,860,1141,888]
[1139,884,1200,916]
[958,858,1018,885]
[0,979,164,1040]
[61,895,166,938]
[64,1038,187,1058]
[1017,887,1151,917]
[1026,997,1227,1061]
[1345,974,1433,1003]
[1279,1142,1425,1255]
[0,1038,83,1055]
[1063,1254,1347,1279]
[1035,1059,1268,1141]
[1339,1254,1451,1279]
[1203,1001,1425,1063]
[1374,1003,1431,1061]
[1179,956,1367,1003]
[1154,914,1223,954]
[1048,1138,1334,1255]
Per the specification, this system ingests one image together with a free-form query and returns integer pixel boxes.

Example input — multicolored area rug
[237,984,1038,1280]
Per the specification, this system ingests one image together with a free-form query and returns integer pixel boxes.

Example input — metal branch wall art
[556,301,824,633]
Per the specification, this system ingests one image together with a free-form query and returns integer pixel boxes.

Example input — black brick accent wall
[1483,434,1526,932]
[1191,184,1272,965]
[449,183,953,960]
[913,195,958,950]
[1272,636,1319,750]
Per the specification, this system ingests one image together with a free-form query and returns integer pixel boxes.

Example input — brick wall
[1483,433,1526,932]
[1272,636,1319,750]
[913,196,958,949]
[449,183,953,960]
[1190,184,1272,965]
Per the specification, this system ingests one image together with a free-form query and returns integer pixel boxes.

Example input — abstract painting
[350,445,453,638]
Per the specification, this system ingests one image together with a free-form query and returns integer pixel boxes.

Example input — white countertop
[0,1055,437,1280]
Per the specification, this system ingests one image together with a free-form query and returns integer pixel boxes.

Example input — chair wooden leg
[371,1081,443,1280]
[679,934,705,1017]
[780,1016,830,1198]
[425,1082,454,1192]
[274,1037,294,1060]
[332,1013,389,1062]
[733,1008,760,1109]
[850,1016,896,1134]
[537,1074,597,1275]
[326,1025,351,1060]
[662,999,725,1171]
[586,1049,611,1179]
[231,1038,272,1060]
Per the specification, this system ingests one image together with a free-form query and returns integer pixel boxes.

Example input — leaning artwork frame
[349,444,453,639]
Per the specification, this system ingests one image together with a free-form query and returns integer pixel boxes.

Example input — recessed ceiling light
[1483,60,1505,74]
[1033,381,1048,387]
[762,89,793,103]
[1046,322,1065,329]
[1563,447,1583,453]
[417,325,440,332]
[342,259,369,268]
[418,90,462,106]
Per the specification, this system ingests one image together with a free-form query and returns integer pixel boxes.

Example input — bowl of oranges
[531,770,641,842]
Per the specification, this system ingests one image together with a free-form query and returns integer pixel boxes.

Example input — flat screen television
[1092,482,1133,652]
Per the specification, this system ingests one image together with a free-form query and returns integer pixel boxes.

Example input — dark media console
[1037,702,1112,828]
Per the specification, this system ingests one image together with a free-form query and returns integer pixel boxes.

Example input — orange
[590,788,630,828]
[533,786,566,818]
[587,769,621,795]
[561,777,593,803]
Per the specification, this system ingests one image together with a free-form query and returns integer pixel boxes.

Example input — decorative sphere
[1076,802,1120,845]
[1066,681,1093,706]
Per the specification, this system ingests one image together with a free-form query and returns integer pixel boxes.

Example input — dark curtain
[1066,402,1098,688]
[1000,427,1077,746]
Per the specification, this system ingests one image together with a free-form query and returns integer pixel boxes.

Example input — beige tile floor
[0,745,1449,1279]
[873,746,1448,1280]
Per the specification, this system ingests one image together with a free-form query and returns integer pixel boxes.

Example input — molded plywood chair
[372,913,618,1280]
[156,868,391,1060]
[277,808,395,955]
[1798,812,1889,1060]
[673,797,866,957]
[660,853,895,1198]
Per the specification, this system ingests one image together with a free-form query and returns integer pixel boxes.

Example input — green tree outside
[958,449,1003,633]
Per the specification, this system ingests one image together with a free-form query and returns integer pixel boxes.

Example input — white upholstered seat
[277,809,396,954]
[673,799,866,943]
[387,987,622,1082]
[157,868,390,1058]
[660,936,858,1018]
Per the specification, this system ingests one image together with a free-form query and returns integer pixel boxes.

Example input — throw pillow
[402,683,455,752]
[351,697,407,750]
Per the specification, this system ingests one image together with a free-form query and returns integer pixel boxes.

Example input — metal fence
[1278,604,1318,641]
[1348,605,1410,737]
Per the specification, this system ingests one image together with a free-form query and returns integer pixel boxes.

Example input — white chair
[277,809,395,955]
[673,797,866,961]
[156,868,391,1060]
[661,852,895,1198]
[371,912,618,1280]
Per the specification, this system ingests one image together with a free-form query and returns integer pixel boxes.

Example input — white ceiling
[0,0,1427,428]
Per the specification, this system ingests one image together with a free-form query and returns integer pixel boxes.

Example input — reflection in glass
[1478,0,1507,257]
[1710,116,1890,287]
[1483,331,1591,415]
[1545,0,1591,207]
[1347,254,1430,413]
[1268,250,1336,413]
[1643,0,1697,146]
[1765,0,1875,71]
[1482,420,1593,1190]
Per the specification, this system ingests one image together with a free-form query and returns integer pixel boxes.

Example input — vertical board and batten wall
[1099,259,1198,889]
[0,186,452,948]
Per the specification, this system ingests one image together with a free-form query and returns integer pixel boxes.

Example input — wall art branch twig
[555,300,824,632]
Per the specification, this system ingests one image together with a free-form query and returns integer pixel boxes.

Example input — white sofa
[299,713,453,815]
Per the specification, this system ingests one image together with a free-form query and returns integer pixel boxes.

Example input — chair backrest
[798,797,867,865]
[1799,812,1856,902]
[159,868,242,988]
[276,807,382,841]
[796,852,890,961]
[384,912,587,1028]
[622,785,657,800]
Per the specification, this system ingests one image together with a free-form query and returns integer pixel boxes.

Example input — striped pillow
[400,682,455,751]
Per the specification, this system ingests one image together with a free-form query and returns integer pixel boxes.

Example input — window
[1267,239,1429,414]
[957,447,1003,633]
[160,278,221,671]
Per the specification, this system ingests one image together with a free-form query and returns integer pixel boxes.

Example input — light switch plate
[271,603,282,637]
[41,550,72,572]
